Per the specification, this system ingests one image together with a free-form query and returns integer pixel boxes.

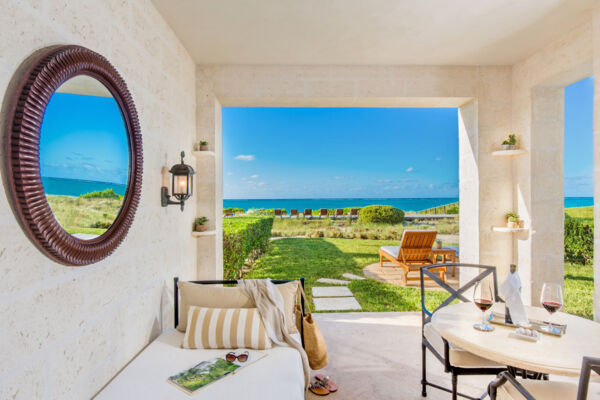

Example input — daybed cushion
[177,281,299,334]
[423,323,501,368]
[380,246,400,259]
[496,379,600,399]
[182,306,272,349]
[97,329,304,400]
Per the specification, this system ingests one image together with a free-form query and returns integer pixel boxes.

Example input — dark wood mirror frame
[1,45,143,266]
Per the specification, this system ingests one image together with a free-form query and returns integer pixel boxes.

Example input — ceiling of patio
[152,0,593,66]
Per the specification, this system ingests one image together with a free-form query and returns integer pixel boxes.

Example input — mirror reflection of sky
[40,92,129,186]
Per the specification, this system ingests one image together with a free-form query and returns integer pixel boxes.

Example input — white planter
[507,221,519,228]
[501,144,516,150]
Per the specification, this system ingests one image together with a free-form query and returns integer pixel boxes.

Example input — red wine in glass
[540,283,563,333]
[542,301,561,314]
[473,281,495,332]
[474,299,493,312]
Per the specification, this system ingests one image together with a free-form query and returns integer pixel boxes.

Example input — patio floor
[308,312,491,399]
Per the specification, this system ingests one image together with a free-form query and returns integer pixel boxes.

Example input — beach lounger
[349,208,359,220]
[334,208,344,219]
[290,209,299,218]
[378,230,446,285]
[303,208,312,219]
[274,209,283,218]
[319,208,328,219]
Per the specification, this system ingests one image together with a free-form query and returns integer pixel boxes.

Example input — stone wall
[512,18,593,304]
[0,1,197,398]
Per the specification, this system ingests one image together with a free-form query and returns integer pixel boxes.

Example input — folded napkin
[500,271,528,326]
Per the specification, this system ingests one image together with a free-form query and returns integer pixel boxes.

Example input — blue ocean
[224,197,594,212]
[41,177,127,197]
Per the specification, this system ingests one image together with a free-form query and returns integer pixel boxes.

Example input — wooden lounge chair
[349,208,359,219]
[319,208,328,219]
[303,208,312,219]
[378,230,446,285]
[290,209,299,218]
[334,208,344,219]
[274,209,282,218]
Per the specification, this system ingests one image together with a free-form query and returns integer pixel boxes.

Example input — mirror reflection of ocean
[41,176,127,197]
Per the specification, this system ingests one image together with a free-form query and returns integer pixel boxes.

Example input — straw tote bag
[294,286,328,370]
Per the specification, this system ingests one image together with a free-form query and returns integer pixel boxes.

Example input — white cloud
[334,176,342,180]
[258,182,265,186]
[250,174,259,179]
[406,167,413,172]
[227,172,233,176]
[247,180,254,184]
[235,154,255,161]
[435,157,441,161]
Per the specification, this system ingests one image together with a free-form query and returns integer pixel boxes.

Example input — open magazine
[168,352,267,395]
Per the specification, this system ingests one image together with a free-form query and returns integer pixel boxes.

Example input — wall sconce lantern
[161,151,195,211]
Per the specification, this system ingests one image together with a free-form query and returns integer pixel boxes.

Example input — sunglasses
[225,351,249,363]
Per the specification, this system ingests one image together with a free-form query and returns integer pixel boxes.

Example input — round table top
[431,302,600,376]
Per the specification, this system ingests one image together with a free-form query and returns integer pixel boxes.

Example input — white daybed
[97,278,306,400]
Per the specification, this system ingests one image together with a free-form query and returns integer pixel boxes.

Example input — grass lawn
[565,206,593,226]
[245,237,594,318]
[245,237,450,313]
[564,262,594,319]
[271,217,458,240]
[46,194,122,236]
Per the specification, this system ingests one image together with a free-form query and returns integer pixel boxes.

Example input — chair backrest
[399,230,437,262]
[349,208,359,216]
[274,209,282,216]
[290,209,298,216]
[420,263,499,327]
[304,208,312,215]
[319,208,328,216]
[577,356,600,400]
[336,208,344,216]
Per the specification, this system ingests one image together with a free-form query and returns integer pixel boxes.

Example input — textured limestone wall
[512,19,593,305]
[0,1,197,398]
[195,65,514,282]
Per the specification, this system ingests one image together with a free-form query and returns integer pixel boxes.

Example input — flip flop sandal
[309,380,330,396]
[315,374,338,392]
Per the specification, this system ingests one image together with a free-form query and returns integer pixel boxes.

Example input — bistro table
[431,302,600,377]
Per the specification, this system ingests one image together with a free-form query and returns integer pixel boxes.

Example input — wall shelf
[192,230,216,237]
[492,226,529,234]
[192,150,215,158]
[491,149,526,157]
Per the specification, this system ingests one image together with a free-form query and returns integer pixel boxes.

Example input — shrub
[223,208,245,214]
[564,217,594,265]
[223,217,273,279]
[358,205,404,224]
[80,188,122,199]
[90,220,112,229]
[446,205,459,214]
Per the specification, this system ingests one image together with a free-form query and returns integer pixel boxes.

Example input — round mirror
[2,45,143,266]
[40,76,130,240]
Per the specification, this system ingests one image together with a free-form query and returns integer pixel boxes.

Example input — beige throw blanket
[238,279,310,388]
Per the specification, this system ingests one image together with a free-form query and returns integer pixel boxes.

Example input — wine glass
[473,280,495,332]
[540,282,563,334]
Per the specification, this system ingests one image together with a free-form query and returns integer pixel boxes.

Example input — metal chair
[420,263,507,400]
[488,356,600,399]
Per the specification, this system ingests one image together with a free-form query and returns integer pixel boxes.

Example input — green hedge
[565,217,593,265]
[358,205,404,224]
[223,207,245,214]
[223,216,273,279]
[80,188,122,199]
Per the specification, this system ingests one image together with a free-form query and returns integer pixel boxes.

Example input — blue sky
[223,77,594,200]
[564,76,594,197]
[223,107,459,199]
[40,92,129,185]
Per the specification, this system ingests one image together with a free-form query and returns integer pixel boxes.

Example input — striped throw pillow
[182,306,272,350]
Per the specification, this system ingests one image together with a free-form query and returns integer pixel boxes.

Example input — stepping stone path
[316,278,351,285]
[312,279,362,311]
[342,273,365,280]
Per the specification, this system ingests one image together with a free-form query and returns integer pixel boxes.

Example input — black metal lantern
[161,151,195,211]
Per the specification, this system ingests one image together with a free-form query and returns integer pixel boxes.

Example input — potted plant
[194,216,208,232]
[506,212,520,228]
[435,239,443,249]
[199,140,209,151]
[501,134,517,150]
